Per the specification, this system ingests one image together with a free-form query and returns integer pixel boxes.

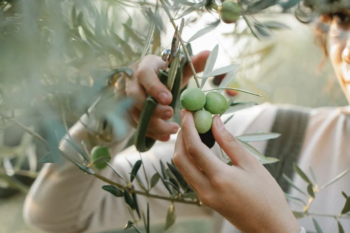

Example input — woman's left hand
[173,109,300,233]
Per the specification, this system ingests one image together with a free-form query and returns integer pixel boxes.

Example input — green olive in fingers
[180,88,206,111]
[204,92,228,115]
[194,110,213,134]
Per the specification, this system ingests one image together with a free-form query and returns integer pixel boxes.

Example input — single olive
[199,128,216,148]
[194,110,213,134]
[204,92,228,115]
[91,146,111,170]
[219,0,241,24]
[180,88,206,111]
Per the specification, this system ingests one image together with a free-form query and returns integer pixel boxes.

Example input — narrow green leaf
[307,183,315,198]
[201,44,219,88]
[164,179,181,193]
[130,160,142,183]
[187,21,219,43]
[223,114,234,125]
[293,163,312,184]
[237,133,280,142]
[160,160,168,179]
[342,191,348,200]
[71,159,95,175]
[183,192,198,199]
[282,174,308,197]
[107,162,125,181]
[320,167,350,190]
[123,188,135,210]
[141,22,155,59]
[147,203,150,233]
[174,1,206,19]
[312,218,323,233]
[341,196,350,215]
[242,15,260,40]
[124,220,134,230]
[102,185,124,197]
[262,21,290,30]
[292,211,306,219]
[39,153,55,163]
[165,204,176,230]
[114,34,133,60]
[204,88,261,97]
[338,220,345,233]
[201,64,239,79]
[65,139,90,162]
[167,51,181,90]
[150,173,160,189]
[261,157,280,164]
[132,191,141,219]
[309,166,317,183]
[254,23,272,38]
[123,24,144,47]
[218,67,240,92]
[284,193,307,206]
[167,162,190,191]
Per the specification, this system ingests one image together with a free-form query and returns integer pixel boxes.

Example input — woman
[24,8,350,233]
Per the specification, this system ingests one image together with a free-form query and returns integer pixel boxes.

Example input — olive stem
[293,211,350,219]
[159,0,200,88]
[93,173,200,205]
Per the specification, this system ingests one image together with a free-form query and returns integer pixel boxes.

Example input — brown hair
[314,14,332,68]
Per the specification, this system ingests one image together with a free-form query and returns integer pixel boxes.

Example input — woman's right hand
[173,110,301,233]
[124,52,209,142]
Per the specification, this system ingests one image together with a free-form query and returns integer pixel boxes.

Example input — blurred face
[328,10,350,103]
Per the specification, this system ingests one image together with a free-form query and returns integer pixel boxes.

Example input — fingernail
[164,110,172,119]
[159,92,170,104]
[215,117,224,130]
[172,126,179,134]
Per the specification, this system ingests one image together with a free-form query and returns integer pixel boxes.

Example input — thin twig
[93,173,200,205]
[160,0,200,87]
[0,112,50,150]
[293,211,350,219]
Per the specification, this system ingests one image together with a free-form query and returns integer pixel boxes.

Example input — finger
[182,51,211,88]
[126,82,147,111]
[180,109,224,177]
[211,116,258,168]
[148,118,179,136]
[137,55,172,105]
[146,132,171,142]
[154,105,174,120]
[174,131,210,189]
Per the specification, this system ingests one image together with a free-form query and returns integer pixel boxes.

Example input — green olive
[194,110,213,134]
[204,92,228,114]
[91,146,111,170]
[180,88,206,111]
[219,0,241,24]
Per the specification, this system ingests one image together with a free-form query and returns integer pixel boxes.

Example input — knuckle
[186,144,197,156]
[209,173,226,189]
[136,68,147,81]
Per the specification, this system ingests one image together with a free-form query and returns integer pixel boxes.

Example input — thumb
[182,50,210,88]
[211,115,256,167]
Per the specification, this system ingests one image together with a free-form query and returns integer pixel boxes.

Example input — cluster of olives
[180,88,228,134]
[218,0,241,24]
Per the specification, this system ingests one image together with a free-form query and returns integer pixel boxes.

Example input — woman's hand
[125,51,209,142]
[173,110,301,233]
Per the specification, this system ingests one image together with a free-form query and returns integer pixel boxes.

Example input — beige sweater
[23,103,350,233]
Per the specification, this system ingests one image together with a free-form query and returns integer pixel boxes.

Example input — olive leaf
[223,114,234,125]
[307,183,315,198]
[279,0,300,9]
[205,88,261,97]
[165,204,176,230]
[309,166,317,183]
[284,193,307,206]
[167,51,181,90]
[102,185,124,197]
[124,220,134,230]
[164,179,181,193]
[338,220,345,233]
[218,67,240,92]
[292,211,306,219]
[282,174,308,197]
[237,133,280,142]
[160,160,168,179]
[312,218,323,233]
[201,64,239,79]
[167,162,190,191]
[141,22,155,59]
[123,23,144,47]
[132,190,141,219]
[114,34,134,60]
[261,21,290,30]
[341,196,350,215]
[150,173,160,189]
[123,187,136,210]
[201,44,219,88]
[320,167,350,190]
[342,191,348,200]
[39,152,55,163]
[130,160,142,183]
[174,0,207,19]
[71,159,95,175]
[65,139,90,162]
[239,140,279,164]
[187,20,219,43]
[293,163,312,184]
